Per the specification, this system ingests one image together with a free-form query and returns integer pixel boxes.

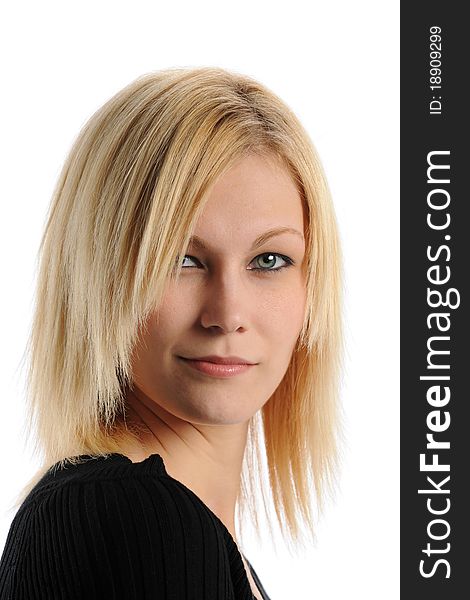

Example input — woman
[0,66,344,599]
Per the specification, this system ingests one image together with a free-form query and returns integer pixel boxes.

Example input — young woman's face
[130,153,307,424]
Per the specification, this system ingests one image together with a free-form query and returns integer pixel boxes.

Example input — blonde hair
[16,66,344,552]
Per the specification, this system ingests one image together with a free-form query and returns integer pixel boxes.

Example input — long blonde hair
[16,66,344,552]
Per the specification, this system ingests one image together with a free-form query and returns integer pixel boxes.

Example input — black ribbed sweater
[0,453,271,599]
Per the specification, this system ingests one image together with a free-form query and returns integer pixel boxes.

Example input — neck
[121,386,249,543]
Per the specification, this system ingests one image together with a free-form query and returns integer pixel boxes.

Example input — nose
[199,268,248,334]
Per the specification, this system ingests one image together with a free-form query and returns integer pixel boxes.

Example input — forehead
[193,153,305,242]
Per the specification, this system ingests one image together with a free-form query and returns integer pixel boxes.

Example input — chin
[184,407,256,426]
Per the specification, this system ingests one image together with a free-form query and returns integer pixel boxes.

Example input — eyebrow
[189,227,304,250]
[188,227,305,252]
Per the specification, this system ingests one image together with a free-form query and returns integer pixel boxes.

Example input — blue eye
[179,253,294,275]
[179,256,198,268]
[249,253,294,274]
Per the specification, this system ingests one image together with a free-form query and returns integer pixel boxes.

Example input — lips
[177,355,257,378]
[180,355,257,365]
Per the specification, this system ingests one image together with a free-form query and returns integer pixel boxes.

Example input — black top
[0,453,271,599]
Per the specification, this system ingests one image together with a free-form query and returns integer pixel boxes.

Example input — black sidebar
[401,4,469,599]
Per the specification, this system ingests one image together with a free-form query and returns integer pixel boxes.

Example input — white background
[0,1,399,598]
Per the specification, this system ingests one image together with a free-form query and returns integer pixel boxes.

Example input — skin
[123,152,307,598]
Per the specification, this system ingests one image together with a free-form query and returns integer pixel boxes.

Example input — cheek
[148,287,197,339]
[263,282,306,343]
[131,302,181,371]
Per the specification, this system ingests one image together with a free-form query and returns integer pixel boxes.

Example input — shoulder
[0,453,243,599]
[8,452,226,549]
[44,453,228,537]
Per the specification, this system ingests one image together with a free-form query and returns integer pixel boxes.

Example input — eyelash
[179,252,295,275]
